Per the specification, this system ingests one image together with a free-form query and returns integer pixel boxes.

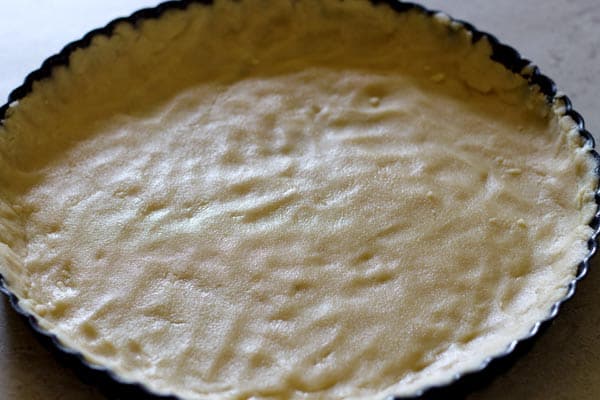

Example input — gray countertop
[1,1,599,399]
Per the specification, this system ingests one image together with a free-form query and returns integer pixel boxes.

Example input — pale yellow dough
[0,1,597,399]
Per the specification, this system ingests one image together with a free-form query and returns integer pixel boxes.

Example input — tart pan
[1,0,599,399]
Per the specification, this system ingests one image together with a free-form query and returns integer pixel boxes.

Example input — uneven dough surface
[0,1,597,399]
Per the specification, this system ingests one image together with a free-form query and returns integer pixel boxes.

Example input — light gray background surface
[1,1,599,399]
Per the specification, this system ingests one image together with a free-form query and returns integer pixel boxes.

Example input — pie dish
[1,1,599,399]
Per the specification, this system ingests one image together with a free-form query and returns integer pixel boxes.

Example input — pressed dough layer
[0,1,597,399]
